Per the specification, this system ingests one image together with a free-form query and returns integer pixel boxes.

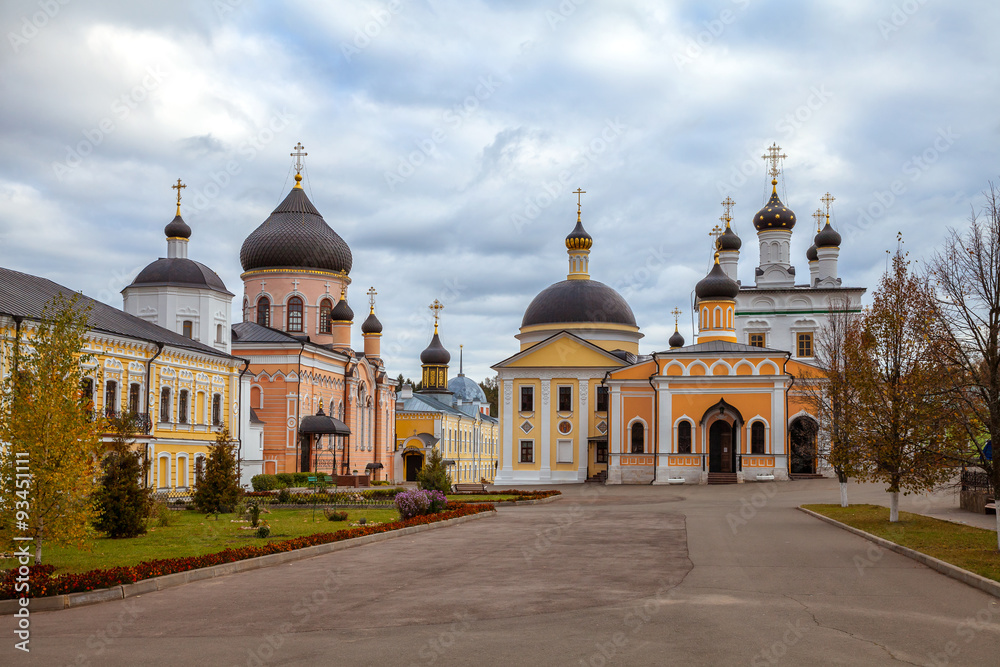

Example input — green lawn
[804,504,1000,583]
[1,507,399,575]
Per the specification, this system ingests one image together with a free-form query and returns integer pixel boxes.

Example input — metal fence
[961,468,994,494]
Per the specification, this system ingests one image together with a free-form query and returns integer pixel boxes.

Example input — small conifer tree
[93,413,152,538]
[416,447,452,494]
[193,428,242,514]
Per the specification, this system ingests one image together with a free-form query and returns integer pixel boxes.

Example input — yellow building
[0,266,247,493]
[394,306,499,484]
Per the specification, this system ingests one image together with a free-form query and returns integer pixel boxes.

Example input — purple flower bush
[394,489,448,519]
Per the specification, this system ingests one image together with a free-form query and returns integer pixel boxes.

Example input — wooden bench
[452,483,488,494]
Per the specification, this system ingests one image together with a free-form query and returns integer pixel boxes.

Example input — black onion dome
[717,226,742,251]
[565,218,593,250]
[164,214,191,239]
[521,280,637,328]
[130,258,231,294]
[361,312,382,334]
[753,184,797,231]
[669,329,685,349]
[420,332,451,365]
[806,244,818,262]
[240,187,353,274]
[695,261,740,300]
[814,222,842,248]
[331,298,354,322]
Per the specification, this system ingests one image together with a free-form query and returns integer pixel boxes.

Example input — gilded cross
[761,143,787,180]
[820,192,835,219]
[429,299,444,333]
[291,142,307,173]
[671,308,682,327]
[367,286,377,313]
[720,196,735,225]
[573,188,586,222]
[172,178,186,215]
[812,208,824,232]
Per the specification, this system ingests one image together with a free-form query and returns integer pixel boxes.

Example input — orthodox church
[494,146,864,485]
[394,303,499,484]
[231,146,396,480]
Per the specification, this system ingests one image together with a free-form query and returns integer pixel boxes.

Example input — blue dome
[448,375,486,403]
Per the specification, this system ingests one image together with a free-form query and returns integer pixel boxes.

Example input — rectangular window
[178,390,189,424]
[749,333,765,348]
[128,384,141,414]
[556,439,573,464]
[595,386,608,412]
[595,442,608,463]
[558,386,572,412]
[797,332,814,358]
[520,386,534,412]
[160,388,171,423]
[105,380,118,417]
[212,394,222,426]
[519,440,533,463]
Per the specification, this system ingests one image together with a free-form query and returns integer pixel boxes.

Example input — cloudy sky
[2,0,998,382]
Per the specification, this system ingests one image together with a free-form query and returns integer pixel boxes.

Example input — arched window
[257,297,271,327]
[319,298,333,334]
[630,422,644,454]
[287,296,303,332]
[212,394,222,426]
[751,422,766,454]
[216,323,224,343]
[178,389,189,424]
[182,320,193,338]
[160,387,171,423]
[678,421,692,454]
[80,378,95,411]
[242,298,249,322]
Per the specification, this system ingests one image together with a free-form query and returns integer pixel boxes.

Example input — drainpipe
[648,354,659,485]
[11,315,23,376]
[601,370,611,482]
[144,342,164,488]
[782,351,793,477]
[235,357,250,482]
[294,340,306,472]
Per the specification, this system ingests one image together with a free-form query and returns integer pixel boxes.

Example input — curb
[797,507,1000,600]
[1,510,496,615]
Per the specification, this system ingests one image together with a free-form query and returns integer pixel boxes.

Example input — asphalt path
[5,479,1000,666]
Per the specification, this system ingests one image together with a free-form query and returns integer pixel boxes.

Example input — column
[577,378,589,482]
[539,377,551,481]
[497,378,514,482]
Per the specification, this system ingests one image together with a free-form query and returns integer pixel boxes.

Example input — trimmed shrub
[416,448,452,494]
[250,475,285,492]
[193,429,242,514]
[324,509,349,522]
[256,524,271,538]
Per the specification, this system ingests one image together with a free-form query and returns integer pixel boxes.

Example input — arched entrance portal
[404,452,424,482]
[708,421,736,473]
[789,417,818,474]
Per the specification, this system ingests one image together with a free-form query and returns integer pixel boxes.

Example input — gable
[497,332,627,369]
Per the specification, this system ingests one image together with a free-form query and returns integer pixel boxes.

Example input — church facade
[495,149,863,485]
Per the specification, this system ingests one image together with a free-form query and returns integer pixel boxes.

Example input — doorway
[709,421,735,473]
[789,418,818,474]
[405,453,424,482]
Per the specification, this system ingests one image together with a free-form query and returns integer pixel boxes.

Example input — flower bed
[0,504,495,600]
[448,489,561,504]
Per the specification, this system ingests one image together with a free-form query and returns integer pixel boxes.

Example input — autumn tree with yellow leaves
[0,295,103,564]
[845,242,957,522]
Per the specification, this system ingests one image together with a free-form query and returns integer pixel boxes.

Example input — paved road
[5,480,1000,666]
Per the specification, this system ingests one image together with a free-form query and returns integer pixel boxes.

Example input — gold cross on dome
[429,299,444,332]
[291,142,307,173]
[761,143,787,180]
[720,196,735,225]
[820,192,835,219]
[573,188,586,221]
[367,287,377,313]
[812,208,824,232]
[671,308,682,327]
[172,178,186,215]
